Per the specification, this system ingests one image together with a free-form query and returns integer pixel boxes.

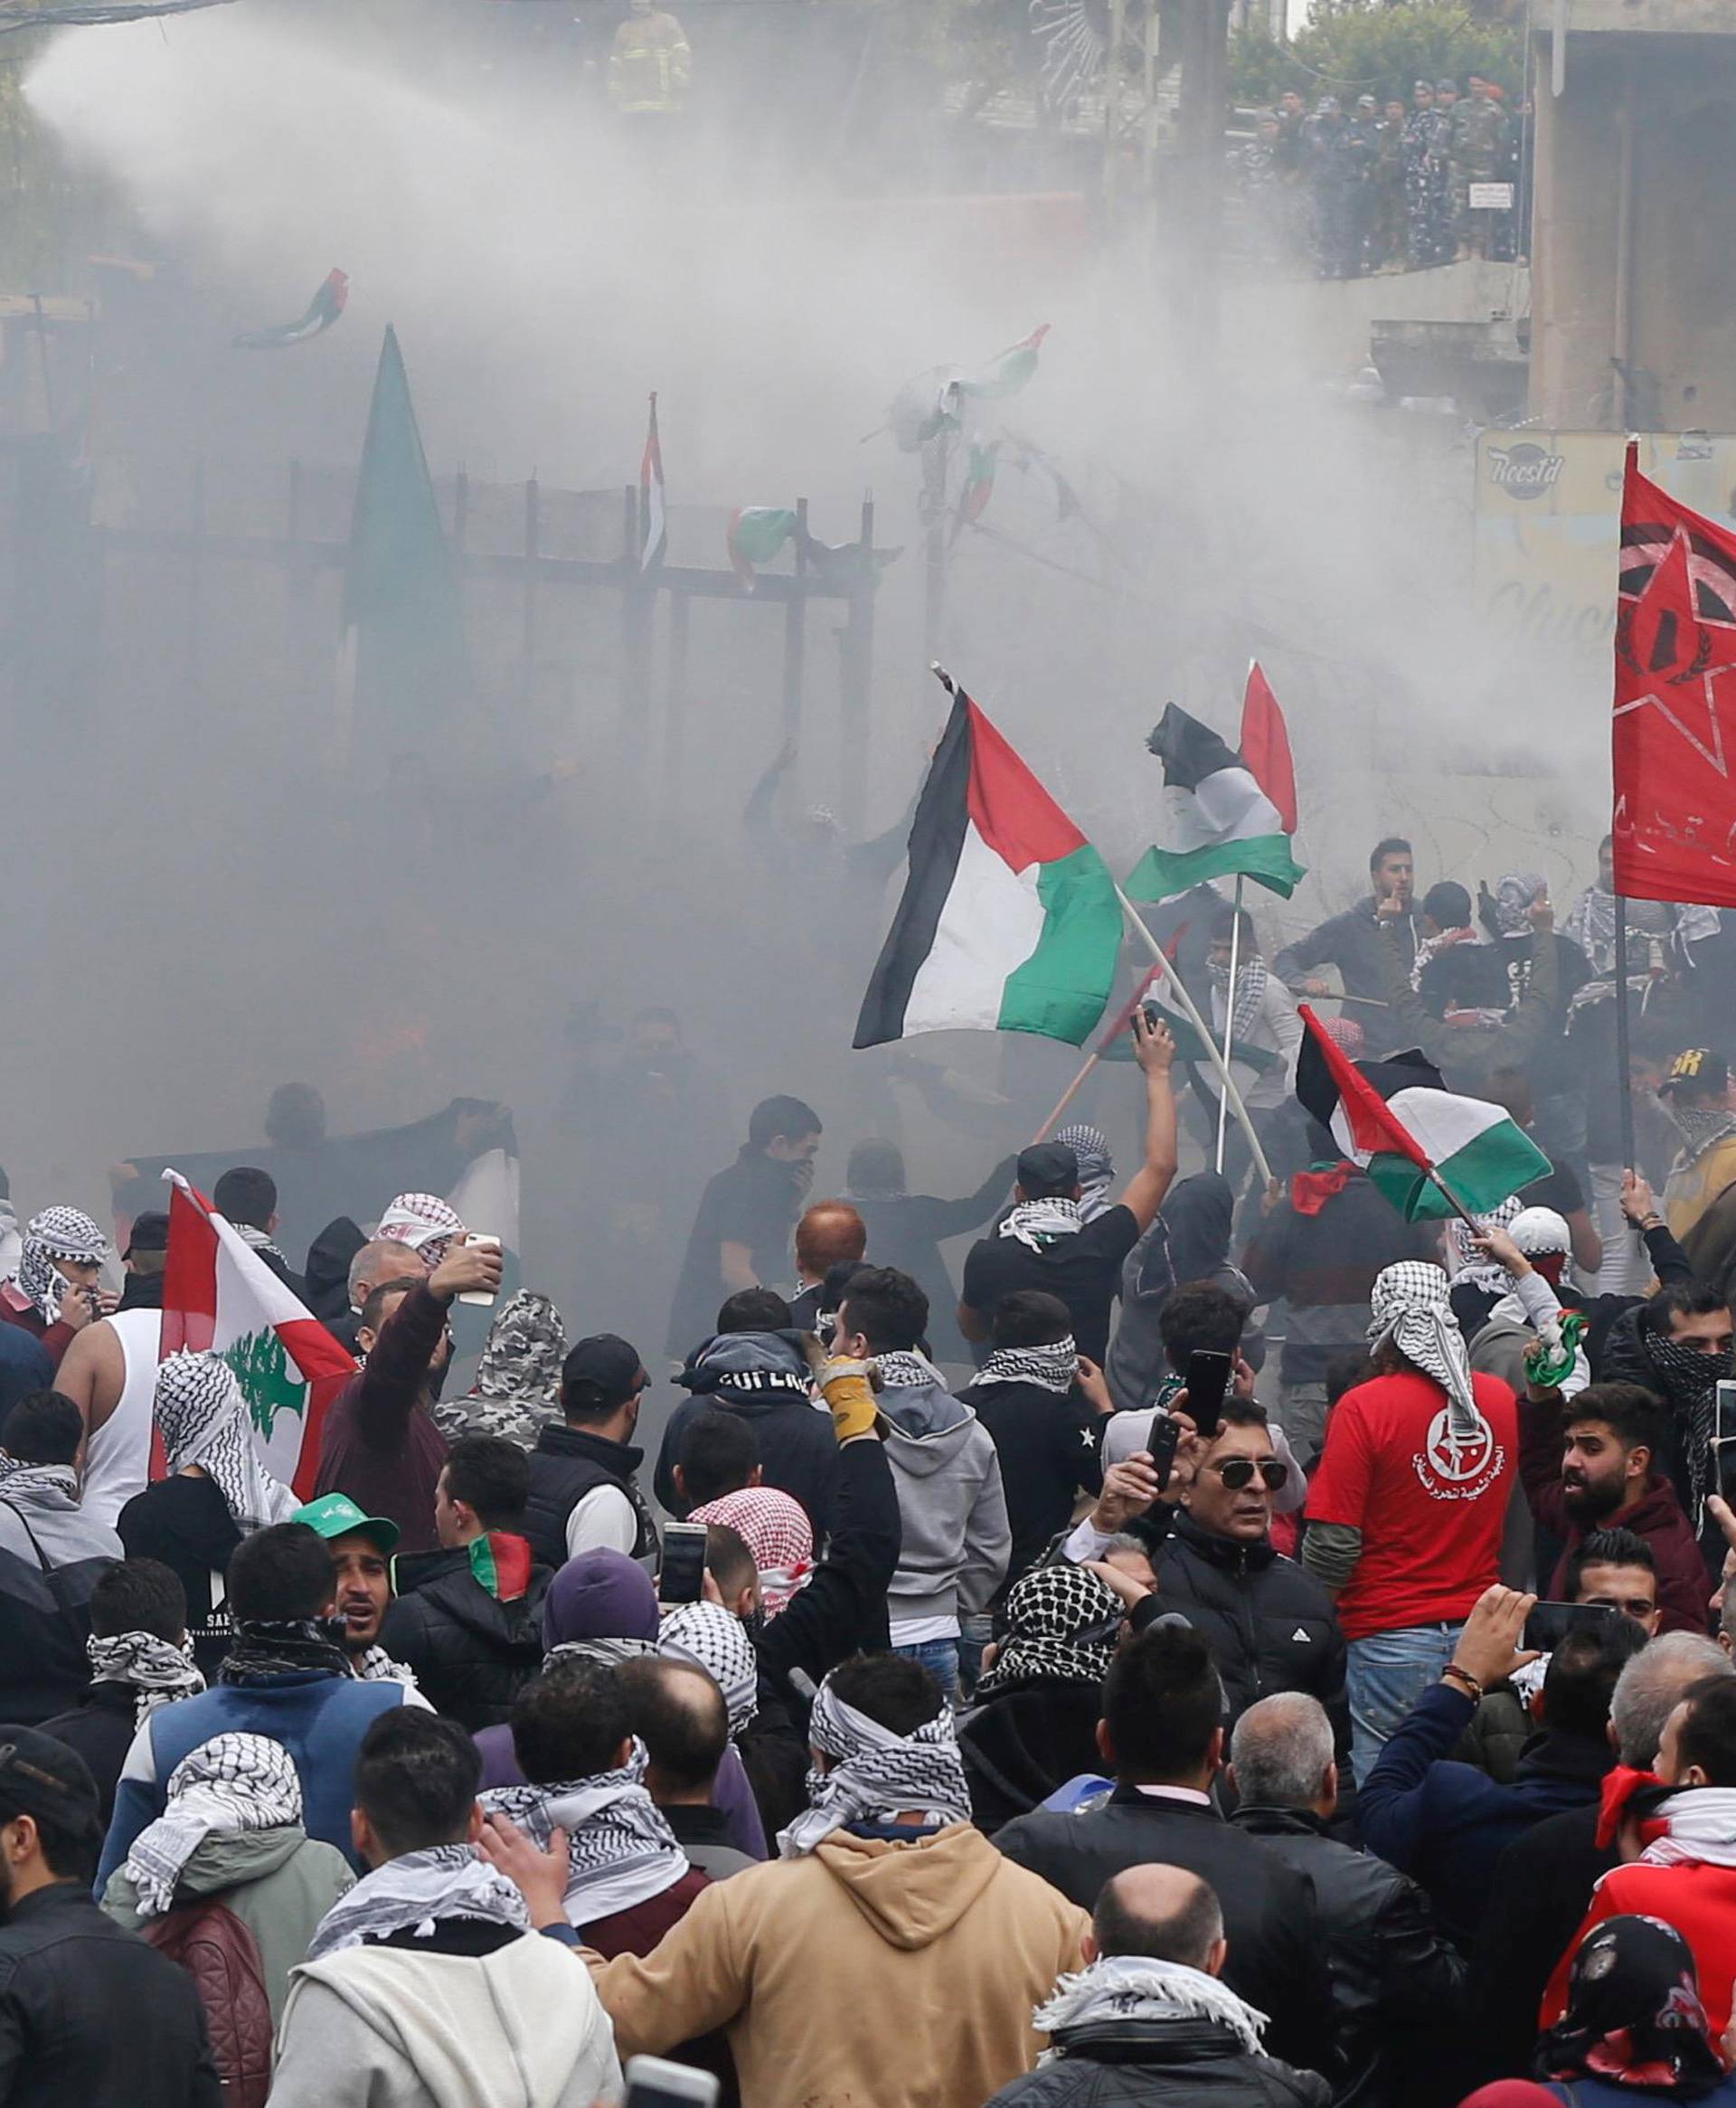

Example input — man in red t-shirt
[1303,1259,1516,1782]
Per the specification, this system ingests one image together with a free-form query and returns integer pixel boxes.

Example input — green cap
[293,1491,401,1556]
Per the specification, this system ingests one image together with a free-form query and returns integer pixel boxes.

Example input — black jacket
[983,2016,1329,2108]
[0,1536,115,1728]
[523,1424,658,1568]
[1467,1801,1615,2084]
[963,1378,1102,1602]
[38,1681,138,1826]
[0,1881,221,2108]
[378,1536,552,1731]
[1231,1806,1467,2108]
[995,1787,1336,2076]
[117,1475,243,1679]
[741,1434,901,1839]
[959,1678,1104,1838]
[1146,1516,1352,1775]
[655,1393,839,1538]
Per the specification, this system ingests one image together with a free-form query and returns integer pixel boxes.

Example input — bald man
[788,1202,867,1333]
[983,1864,1329,2108]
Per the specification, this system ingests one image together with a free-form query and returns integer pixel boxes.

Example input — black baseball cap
[561,1334,648,1404]
[1659,1049,1731,1099]
[1016,1142,1080,1197]
[123,1210,170,1260]
[0,1727,100,1833]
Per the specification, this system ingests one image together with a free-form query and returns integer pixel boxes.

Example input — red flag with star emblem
[1613,442,1736,906]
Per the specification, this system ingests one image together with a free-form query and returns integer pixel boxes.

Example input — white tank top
[82,1307,161,1527]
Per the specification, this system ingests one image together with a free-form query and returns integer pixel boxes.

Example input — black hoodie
[117,1475,242,1678]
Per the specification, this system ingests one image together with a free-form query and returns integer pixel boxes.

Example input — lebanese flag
[1240,661,1297,837]
[1296,1007,1550,1222]
[1613,442,1736,907]
[854,673,1122,1048]
[160,1172,358,1498]
[639,392,666,572]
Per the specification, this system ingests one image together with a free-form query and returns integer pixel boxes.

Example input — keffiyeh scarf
[1054,1126,1115,1222]
[973,1338,1079,1396]
[545,1635,662,1670]
[1666,1103,1736,1165]
[482,1741,689,1925]
[874,1348,953,1391]
[999,1198,1084,1252]
[0,1460,78,1503]
[86,1630,205,1725]
[233,1223,292,1269]
[687,1487,813,1616]
[1410,922,1479,991]
[307,1843,529,1961]
[1369,1262,1483,1442]
[1445,1196,1524,1300]
[974,1564,1121,1698]
[1492,870,1547,937]
[1209,955,1269,1045]
[353,1643,420,1688]
[660,1601,759,1736]
[153,1351,298,1533]
[375,1192,466,1271]
[12,1206,104,1325]
[1033,1954,1269,2059]
[778,1673,972,1857]
[125,1733,302,1918]
[1563,889,1718,978]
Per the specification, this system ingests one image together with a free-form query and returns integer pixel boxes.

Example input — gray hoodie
[877,1381,1011,1630]
[0,1472,123,1566]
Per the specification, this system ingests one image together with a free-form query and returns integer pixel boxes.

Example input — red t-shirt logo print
[1612,446,1736,908]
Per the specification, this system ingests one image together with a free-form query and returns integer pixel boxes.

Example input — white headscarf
[778,1672,972,1857]
[375,1193,466,1271]
[12,1206,105,1325]
[125,1733,303,1917]
[659,1601,759,1738]
[1368,1262,1481,1442]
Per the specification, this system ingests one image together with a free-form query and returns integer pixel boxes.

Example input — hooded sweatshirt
[878,1380,1011,1633]
[271,1933,622,2108]
[588,1821,1090,2108]
[656,1330,840,1535]
[100,1823,354,2026]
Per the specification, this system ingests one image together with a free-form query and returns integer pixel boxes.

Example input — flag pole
[1214,876,1244,1172]
[1028,965,1165,1143]
[1614,893,1637,1168]
[1114,884,1273,1185]
[1030,1047,1103,1147]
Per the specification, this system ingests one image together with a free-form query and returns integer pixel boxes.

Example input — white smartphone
[624,2056,720,2108]
[456,1234,502,1307]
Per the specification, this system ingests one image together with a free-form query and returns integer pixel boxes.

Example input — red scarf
[1595,1765,1671,1850]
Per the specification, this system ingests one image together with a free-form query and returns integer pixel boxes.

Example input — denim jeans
[1346,1622,1462,1784]
[894,1638,960,1704]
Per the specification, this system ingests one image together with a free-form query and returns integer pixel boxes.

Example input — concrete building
[1531,0,1736,432]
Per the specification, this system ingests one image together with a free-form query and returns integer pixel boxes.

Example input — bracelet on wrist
[1441,1663,1484,1701]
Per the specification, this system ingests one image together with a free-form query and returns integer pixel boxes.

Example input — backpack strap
[0,1498,52,1573]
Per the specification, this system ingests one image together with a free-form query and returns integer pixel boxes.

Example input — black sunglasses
[1214,1457,1289,1491]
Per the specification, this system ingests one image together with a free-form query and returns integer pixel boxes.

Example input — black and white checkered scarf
[13,1206,105,1325]
[86,1630,206,1725]
[974,1563,1121,1697]
[125,1732,303,1917]
[1369,1261,1482,1442]
[999,1199,1084,1252]
[778,1672,972,1857]
[153,1350,298,1533]
[306,1843,527,1961]
[481,1739,689,1926]
[973,1338,1079,1396]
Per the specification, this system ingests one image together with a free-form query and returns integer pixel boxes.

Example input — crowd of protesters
[6,822,1736,2107]
[1235,75,1524,279]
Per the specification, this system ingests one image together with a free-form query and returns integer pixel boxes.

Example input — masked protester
[0,1206,108,1369]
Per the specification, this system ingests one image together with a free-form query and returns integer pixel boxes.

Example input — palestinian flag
[854,673,1122,1048]
[1296,1007,1551,1222]
[640,392,666,572]
[958,324,1051,402]
[728,506,796,591]
[1127,703,1307,903]
[233,267,349,350]
[159,1172,358,1498]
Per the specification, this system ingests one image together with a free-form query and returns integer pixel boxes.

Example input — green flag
[344,326,468,743]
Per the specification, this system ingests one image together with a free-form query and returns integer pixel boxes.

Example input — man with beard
[1599,1283,1733,1573]
[293,1493,424,1689]
[1519,1382,1706,1632]
[667,1097,823,1359]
